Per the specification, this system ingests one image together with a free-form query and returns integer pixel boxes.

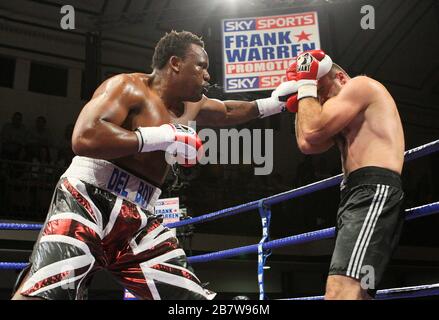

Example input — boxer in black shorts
[329,167,404,297]
[12,31,299,300]
[292,51,405,299]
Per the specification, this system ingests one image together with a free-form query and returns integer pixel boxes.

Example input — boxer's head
[152,30,210,102]
[317,63,350,104]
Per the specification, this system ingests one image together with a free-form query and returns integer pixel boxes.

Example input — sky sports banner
[222,12,321,93]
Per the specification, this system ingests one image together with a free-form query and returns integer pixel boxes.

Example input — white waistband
[61,156,161,212]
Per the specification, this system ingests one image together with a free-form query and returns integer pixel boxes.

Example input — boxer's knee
[325,275,368,300]
[11,265,44,300]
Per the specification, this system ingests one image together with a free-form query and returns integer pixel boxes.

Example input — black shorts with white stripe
[329,166,404,296]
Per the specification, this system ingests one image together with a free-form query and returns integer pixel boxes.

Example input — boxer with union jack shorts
[15,157,214,300]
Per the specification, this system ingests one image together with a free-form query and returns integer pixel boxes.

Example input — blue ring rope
[2,140,439,231]
[287,283,439,300]
[186,202,439,264]
[0,223,43,230]
[1,204,438,265]
[169,139,439,228]
[0,262,28,270]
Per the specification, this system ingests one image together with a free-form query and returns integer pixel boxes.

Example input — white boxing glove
[255,80,299,118]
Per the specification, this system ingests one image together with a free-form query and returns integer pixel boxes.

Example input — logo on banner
[222,11,321,92]
[224,19,255,32]
[155,197,181,233]
[226,77,259,90]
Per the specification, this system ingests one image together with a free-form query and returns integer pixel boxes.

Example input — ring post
[257,200,272,300]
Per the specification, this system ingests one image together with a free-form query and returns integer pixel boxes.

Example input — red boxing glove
[295,50,332,100]
[286,94,299,113]
[284,50,332,110]
[135,124,204,167]
[296,50,330,80]
[170,124,204,167]
[286,61,297,82]
[285,62,299,113]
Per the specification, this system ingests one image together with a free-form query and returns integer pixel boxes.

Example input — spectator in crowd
[25,116,52,161]
[0,112,27,161]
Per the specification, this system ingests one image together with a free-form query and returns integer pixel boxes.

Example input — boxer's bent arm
[72,75,144,160]
[298,76,371,145]
[295,115,334,154]
[195,97,259,127]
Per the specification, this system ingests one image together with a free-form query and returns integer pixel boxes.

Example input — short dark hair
[329,63,349,78]
[151,30,204,70]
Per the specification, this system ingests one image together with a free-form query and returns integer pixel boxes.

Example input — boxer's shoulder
[349,76,386,92]
[340,76,380,99]
[127,72,152,84]
[100,73,149,89]
[349,75,374,87]
[97,73,152,103]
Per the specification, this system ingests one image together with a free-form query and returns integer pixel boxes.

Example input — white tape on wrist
[298,83,318,100]
[135,125,175,153]
[256,98,284,118]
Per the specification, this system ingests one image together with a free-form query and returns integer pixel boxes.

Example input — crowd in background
[0,111,75,218]
[0,111,74,166]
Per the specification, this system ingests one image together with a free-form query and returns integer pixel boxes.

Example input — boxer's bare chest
[113,77,200,187]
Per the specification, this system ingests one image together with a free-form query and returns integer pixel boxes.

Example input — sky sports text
[226,75,288,91]
[223,13,315,32]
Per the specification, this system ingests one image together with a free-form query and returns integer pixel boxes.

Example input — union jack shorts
[19,176,214,300]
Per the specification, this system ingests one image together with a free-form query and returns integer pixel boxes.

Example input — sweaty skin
[72,44,259,187]
[296,75,405,176]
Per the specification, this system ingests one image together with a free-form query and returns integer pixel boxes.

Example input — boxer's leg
[327,183,404,300]
[12,265,43,300]
[108,212,214,300]
[325,275,372,300]
[13,178,103,300]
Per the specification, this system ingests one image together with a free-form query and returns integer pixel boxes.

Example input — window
[29,62,68,97]
[0,56,15,88]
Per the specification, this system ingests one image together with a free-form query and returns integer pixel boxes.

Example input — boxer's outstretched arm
[195,97,259,127]
[298,76,371,145]
[72,74,144,160]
